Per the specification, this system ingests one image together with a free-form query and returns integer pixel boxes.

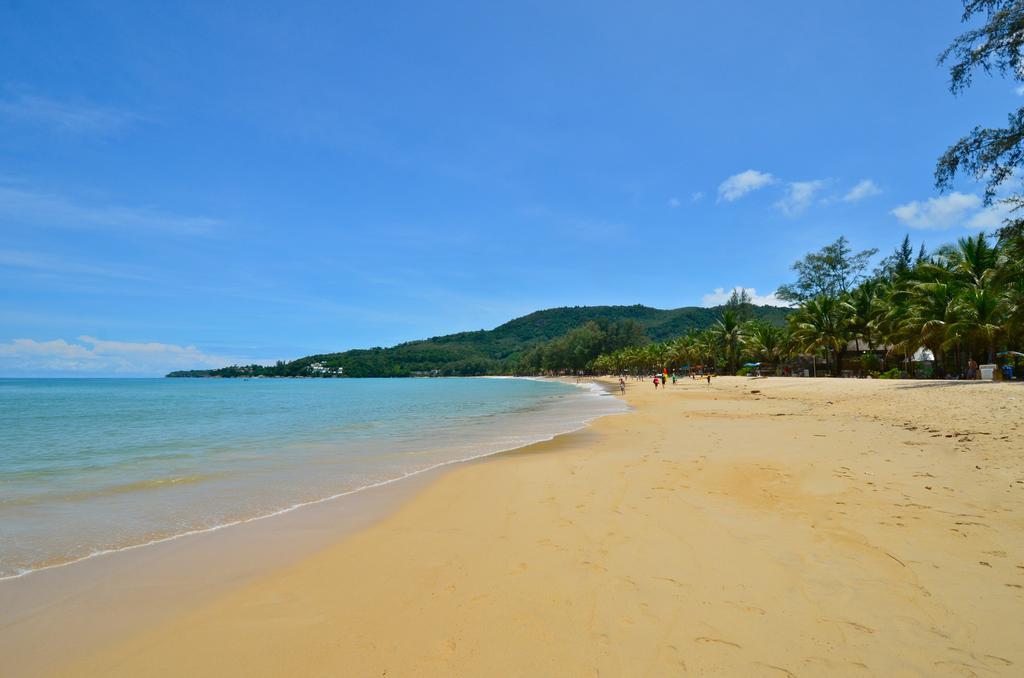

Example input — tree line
[586,230,1023,379]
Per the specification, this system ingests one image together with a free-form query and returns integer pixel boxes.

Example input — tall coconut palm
[745,321,785,369]
[870,279,916,369]
[906,281,957,377]
[789,296,851,376]
[949,285,1005,364]
[712,308,745,374]
[667,335,695,372]
[934,231,999,288]
[1002,274,1024,346]
[844,280,878,353]
[647,342,670,374]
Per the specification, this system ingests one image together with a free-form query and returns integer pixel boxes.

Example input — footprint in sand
[694,636,741,649]
[726,601,767,615]
[754,662,797,677]
[821,618,875,634]
[653,576,686,588]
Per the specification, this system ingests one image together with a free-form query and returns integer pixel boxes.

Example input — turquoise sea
[0,377,624,580]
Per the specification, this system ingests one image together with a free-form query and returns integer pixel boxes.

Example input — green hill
[167,304,790,378]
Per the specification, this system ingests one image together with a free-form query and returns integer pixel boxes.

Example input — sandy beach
[15,377,1024,676]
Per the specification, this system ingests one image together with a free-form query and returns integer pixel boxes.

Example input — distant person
[660,374,666,387]
[618,377,625,394]
[706,374,712,385]
[653,376,659,389]
[671,374,677,385]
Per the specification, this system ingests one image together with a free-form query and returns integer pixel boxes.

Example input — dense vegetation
[590,3,1024,381]
[591,231,1024,379]
[166,304,791,378]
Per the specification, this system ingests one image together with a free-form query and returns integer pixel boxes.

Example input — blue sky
[0,1,1017,376]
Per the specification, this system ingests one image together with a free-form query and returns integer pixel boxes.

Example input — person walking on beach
[652,376,659,389]
[706,374,712,385]
[618,377,625,394]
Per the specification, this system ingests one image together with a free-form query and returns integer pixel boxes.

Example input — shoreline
[0,376,620,584]
[8,376,1024,676]
[0,377,623,676]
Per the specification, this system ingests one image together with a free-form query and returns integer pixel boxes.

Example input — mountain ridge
[167,303,791,378]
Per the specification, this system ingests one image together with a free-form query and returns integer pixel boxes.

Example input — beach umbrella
[996,351,1024,357]
[743,362,761,367]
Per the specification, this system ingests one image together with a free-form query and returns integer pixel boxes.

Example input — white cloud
[667,197,681,208]
[691,191,705,203]
[1016,85,1024,96]
[0,184,220,236]
[774,180,826,216]
[0,93,137,134]
[0,336,236,376]
[842,179,882,202]
[717,170,775,202]
[967,200,1016,229]
[701,286,790,307]
[890,192,983,229]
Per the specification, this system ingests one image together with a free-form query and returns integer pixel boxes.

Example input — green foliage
[167,304,790,378]
[776,237,878,303]
[860,352,882,372]
[936,1,1024,238]
[769,229,1022,379]
[170,228,1024,381]
[877,368,902,380]
[724,288,755,322]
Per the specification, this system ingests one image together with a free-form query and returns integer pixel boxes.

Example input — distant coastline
[166,303,789,378]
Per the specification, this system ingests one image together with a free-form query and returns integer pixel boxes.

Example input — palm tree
[933,231,999,288]
[789,296,850,377]
[870,278,916,371]
[667,335,695,373]
[745,321,785,371]
[949,285,1005,364]
[713,308,745,374]
[844,280,877,352]
[647,342,670,374]
[906,281,957,377]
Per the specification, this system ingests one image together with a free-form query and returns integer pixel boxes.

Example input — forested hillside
[167,304,790,378]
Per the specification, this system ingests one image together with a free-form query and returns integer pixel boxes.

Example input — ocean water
[0,377,624,580]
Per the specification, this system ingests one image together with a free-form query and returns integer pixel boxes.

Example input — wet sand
[12,377,1024,676]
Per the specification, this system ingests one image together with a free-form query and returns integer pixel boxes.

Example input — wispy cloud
[0,184,221,236]
[842,179,882,202]
[890,192,983,229]
[717,170,775,202]
[774,179,826,216]
[0,336,236,376]
[0,249,149,280]
[0,93,138,134]
[701,286,789,307]
[691,191,705,203]
[667,197,681,208]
